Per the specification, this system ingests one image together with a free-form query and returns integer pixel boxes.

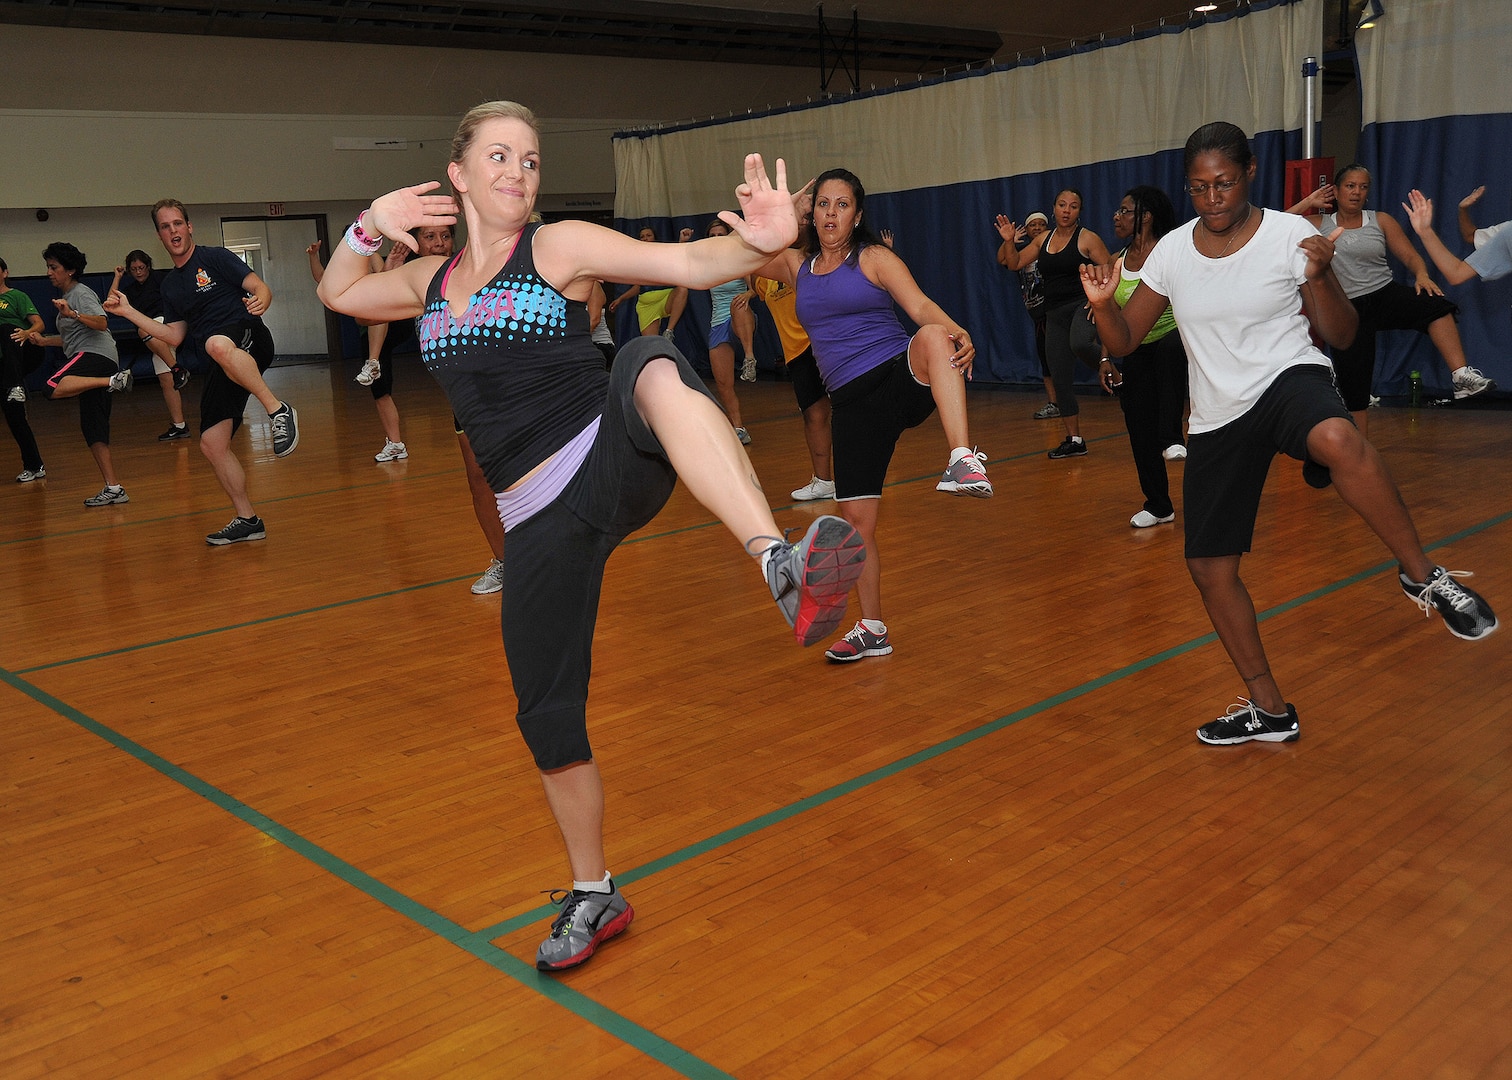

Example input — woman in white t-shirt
[1081,122,1497,747]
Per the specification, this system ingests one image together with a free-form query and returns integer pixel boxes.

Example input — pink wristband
[345,212,382,257]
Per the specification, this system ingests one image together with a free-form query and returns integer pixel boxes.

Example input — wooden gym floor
[2,357,1509,1078]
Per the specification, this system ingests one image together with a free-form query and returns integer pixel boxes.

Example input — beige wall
[0,22,837,268]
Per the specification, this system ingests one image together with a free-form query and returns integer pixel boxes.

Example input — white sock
[860,618,887,635]
[574,871,613,894]
[949,445,974,465]
[758,540,781,577]
[1071,435,1084,444]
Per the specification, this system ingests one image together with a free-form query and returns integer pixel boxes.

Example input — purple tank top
[795,250,911,392]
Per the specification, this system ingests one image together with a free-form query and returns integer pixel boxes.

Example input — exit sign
[268,203,285,217]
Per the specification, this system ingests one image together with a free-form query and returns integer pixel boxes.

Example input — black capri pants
[1332,281,1458,411]
[501,337,717,770]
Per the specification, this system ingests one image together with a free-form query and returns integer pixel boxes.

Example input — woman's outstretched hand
[368,182,460,252]
[720,154,798,255]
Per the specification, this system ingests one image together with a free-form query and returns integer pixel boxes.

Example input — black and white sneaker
[206,515,267,545]
[269,402,299,457]
[83,485,129,507]
[159,423,190,441]
[1197,699,1300,745]
[1047,435,1087,459]
[171,365,192,391]
[1399,565,1498,640]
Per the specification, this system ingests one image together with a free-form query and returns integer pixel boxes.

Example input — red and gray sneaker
[824,621,893,662]
[535,881,634,972]
[937,449,993,497]
[762,515,866,646]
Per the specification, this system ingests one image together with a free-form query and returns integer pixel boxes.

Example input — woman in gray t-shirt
[16,242,135,506]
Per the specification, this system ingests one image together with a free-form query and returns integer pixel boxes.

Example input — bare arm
[1081,260,1166,358]
[1377,211,1442,296]
[753,248,801,288]
[1287,183,1335,216]
[863,245,974,372]
[306,241,324,284]
[316,183,457,320]
[1298,227,1358,349]
[103,289,188,346]
[1458,186,1484,246]
[587,281,607,328]
[1403,189,1480,285]
[240,272,273,317]
[996,221,1046,271]
[1078,228,1114,267]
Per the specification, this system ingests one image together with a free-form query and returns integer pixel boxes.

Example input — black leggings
[1044,300,1101,418]
[1,337,43,470]
[1117,332,1187,518]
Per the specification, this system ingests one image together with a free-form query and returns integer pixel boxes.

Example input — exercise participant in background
[1082,121,1497,748]
[1098,185,1189,529]
[315,101,865,972]
[995,210,1060,419]
[107,199,297,545]
[308,238,411,462]
[1291,166,1494,425]
[758,166,993,664]
[605,226,689,339]
[22,242,134,506]
[999,189,1113,458]
[703,218,757,444]
[1,256,48,482]
[1404,187,1512,298]
[111,250,192,441]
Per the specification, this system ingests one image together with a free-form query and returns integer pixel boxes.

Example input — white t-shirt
[1467,219,1512,282]
[1473,220,1508,250]
[1139,210,1329,434]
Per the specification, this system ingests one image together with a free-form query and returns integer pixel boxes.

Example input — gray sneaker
[83,485,129,507]
[269,402,299,457]
[763,515,866,646]
[936,449,993,497]
[206,515,267,545]
[535,882,634,971]
[471,558,504,595]
[1451,365,1495,399]
[1032,401,1061,419]
[107,369,134,393]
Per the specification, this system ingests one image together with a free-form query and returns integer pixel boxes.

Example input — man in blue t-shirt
[1406,188,1512,289]
[107,199,300,545]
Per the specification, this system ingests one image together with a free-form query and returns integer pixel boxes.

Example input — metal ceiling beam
[0,0,1003,72]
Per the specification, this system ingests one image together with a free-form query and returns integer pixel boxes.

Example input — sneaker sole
[535,903,634,972]
[1196,727,1300,745]
[792,517,867,646]
[825,644,893,662]
[1453,383,1493,400]
[206,530,267,546]
[936,481,993,498]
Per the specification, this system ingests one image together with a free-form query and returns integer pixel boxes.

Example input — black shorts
[370,319,413,399]
[787,347,826,412]
[830,346,936,501]
[200,320,275,435]
[501,336,717,770]
[1183,364,1351,559]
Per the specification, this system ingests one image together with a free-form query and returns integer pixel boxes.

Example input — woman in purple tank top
[759,167,994,664]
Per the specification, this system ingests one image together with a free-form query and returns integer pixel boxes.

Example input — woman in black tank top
[998,189,1112,457]
[315,100,866,974]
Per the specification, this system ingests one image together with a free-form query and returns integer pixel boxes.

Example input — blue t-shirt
[1467,221,1512,282]
[160,245,263,348]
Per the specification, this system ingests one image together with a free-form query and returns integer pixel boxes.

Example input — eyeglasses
[1185,179,1242,197]
[1112,208,1135,217]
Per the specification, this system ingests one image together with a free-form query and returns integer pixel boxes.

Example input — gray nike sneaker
[535,881,635,972]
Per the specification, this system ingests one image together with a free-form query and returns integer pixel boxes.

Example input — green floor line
[0,665,734,1080]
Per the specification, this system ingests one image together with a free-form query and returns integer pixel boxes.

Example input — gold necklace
[1201,204,1253,258]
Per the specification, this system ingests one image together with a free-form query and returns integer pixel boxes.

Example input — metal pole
[1302,55,1319,159]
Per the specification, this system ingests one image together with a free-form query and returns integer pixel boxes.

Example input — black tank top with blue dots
[419,222,608,491]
